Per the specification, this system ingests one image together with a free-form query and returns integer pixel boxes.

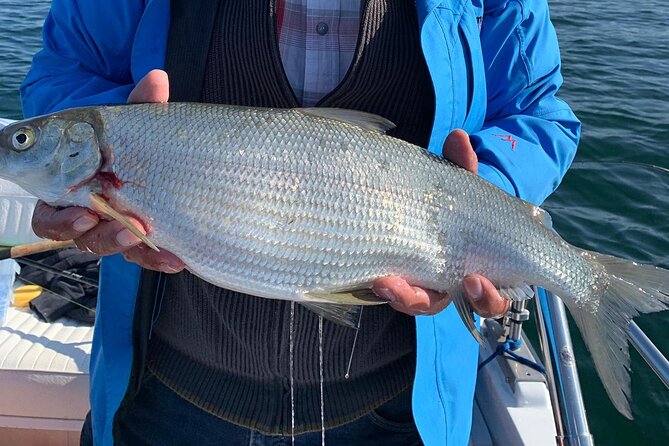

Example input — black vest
[123,0,436,436]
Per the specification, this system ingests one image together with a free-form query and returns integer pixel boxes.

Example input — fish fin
[305,288,386,306]
[498,283,535,301]
[299,302,362,328]
[89,193,160,252]
[453,291,484,345]
[522,201,553,227]
[568,249,669,419]
[297,108,396,134]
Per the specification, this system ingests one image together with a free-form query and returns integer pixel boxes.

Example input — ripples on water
[0,1,48,118]
[0,0,667,443]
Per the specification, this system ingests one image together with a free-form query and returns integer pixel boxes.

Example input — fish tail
[567,249,669,419]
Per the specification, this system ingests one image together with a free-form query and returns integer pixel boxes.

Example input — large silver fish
[0,103,666,418]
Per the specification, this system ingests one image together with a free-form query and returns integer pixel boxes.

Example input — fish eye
[11,127,36,151]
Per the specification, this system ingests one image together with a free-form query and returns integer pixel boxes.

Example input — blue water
[0,0,667,443]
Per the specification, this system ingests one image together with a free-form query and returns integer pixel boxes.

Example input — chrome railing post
[628,321,669,389]
[507,299,530,347]
[534,289,594,446]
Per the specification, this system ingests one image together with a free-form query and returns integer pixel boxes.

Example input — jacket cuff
[470,125,567,204]
[477,162,516,197]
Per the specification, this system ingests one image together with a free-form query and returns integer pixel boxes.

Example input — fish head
[0,110,103,205]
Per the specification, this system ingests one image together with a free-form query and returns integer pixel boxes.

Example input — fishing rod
[16,256,98,288]
[1,239,98,287]
[0,239,75,260]
[2,239,98,312]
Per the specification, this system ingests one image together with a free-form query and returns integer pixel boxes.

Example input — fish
[0,102,667,418]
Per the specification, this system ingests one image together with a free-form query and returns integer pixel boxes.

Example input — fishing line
[572,160,669,176]
[16,257,99,288]
[148,273,167,340]
[17,275,96,313]
[345,306,363,379]
[319,314,325,446]
[290,301,295,446]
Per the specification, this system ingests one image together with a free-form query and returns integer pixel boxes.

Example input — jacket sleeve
[472,0,581,204]
[20,0,147,117]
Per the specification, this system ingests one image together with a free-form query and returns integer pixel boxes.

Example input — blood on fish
[97,171,126,189]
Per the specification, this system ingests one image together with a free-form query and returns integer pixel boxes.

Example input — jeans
[81,370,423,446]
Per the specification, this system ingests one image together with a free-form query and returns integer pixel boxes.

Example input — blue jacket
[21,0,580,444]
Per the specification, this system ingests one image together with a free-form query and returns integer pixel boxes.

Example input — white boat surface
[0,305,91,446]
[0,303,558,446]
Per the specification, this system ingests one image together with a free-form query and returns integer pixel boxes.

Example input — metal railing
[534,290,594,446]
[526,290,669,446]
[628,321,669,389]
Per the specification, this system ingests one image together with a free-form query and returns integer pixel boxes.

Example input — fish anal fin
[89,193,160,252]
[453,291,484,345]
[297,108,396,134]
[498,283,535,301]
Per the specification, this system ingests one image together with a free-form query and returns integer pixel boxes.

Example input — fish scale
[101,105,445,294]
[1,102,668,419]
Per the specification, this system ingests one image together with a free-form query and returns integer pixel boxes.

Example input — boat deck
[0,306,91,445]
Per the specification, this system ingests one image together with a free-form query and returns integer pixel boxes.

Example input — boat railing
[511,286,669,446]
[627,320,669,389]
[533,290,594,446]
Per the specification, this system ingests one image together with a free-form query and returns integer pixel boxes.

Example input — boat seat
[0,305,92,445]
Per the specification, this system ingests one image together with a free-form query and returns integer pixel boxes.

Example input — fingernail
[375,287,396,302]
[116,229,141,246]
[463,277,483,301]
[73,215,97,232]
[159,263,182,274]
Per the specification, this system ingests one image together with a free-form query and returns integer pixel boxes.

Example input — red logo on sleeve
[492,134,517,151]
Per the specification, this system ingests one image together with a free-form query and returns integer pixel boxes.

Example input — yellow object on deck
[13,285,43,307]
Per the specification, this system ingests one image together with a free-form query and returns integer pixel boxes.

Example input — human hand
[371,129,510,318]
[31,69,185,274]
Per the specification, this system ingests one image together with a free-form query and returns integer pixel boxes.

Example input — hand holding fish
[30,69,508,319]
[6,78,669,418]
[372,129,510,318]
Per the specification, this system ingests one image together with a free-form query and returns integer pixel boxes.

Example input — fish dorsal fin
[89,193,160,252]
[523,201,553,228]
[297,108,396,134]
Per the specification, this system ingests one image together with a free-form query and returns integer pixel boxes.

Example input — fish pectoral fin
[300,302,362,328]
[297,108,396,134]
[498,283,535,301]
[453,292,484,345]
[89,193,160,252]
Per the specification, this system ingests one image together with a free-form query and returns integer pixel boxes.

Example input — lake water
[0,0,667,443]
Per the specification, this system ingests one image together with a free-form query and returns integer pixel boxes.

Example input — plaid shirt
[277,0,362,106]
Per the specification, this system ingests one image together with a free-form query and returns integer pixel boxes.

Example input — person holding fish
[18,0,581,445]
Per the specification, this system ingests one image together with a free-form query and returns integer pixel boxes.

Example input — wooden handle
[0,240,76,260]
